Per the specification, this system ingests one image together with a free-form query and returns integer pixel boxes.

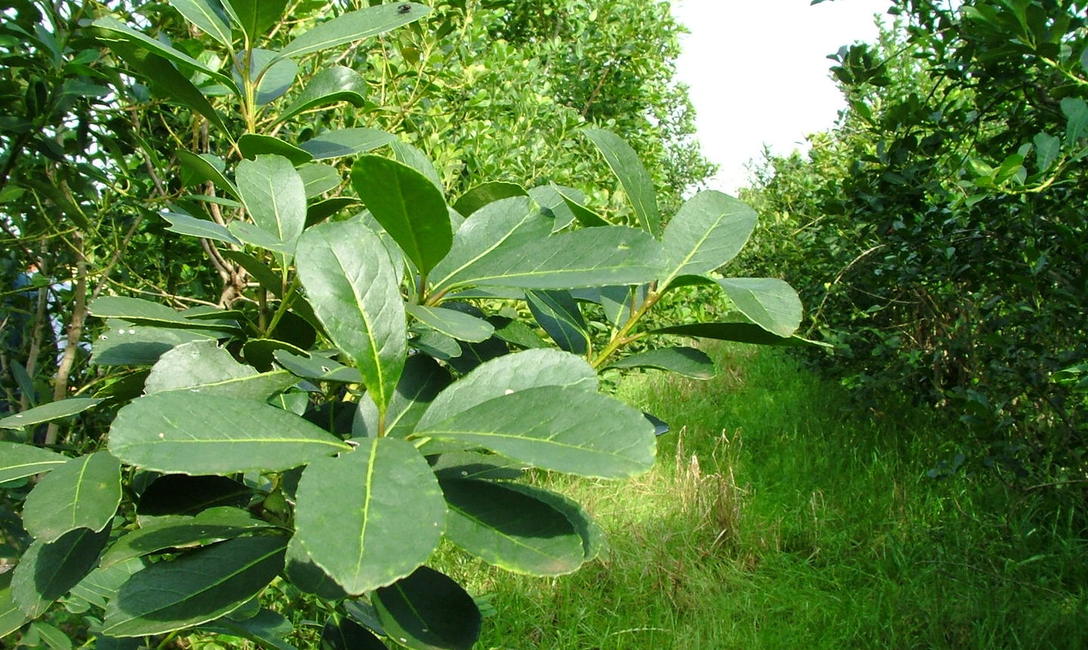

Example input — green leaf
[177,151,237,194]
[229,222,294,255]
[488,316,547,349]
[428,197,551,292]
[92,16,235,89]
[273,349,364,384]
[222,0,287,42]
[372,566,480,650]
[354,354,452,439]
[526,290,589,354]
[144,340,297,400]
[504,483,603,561]
[390,140,443,191]
[1034,132,1061,172]
[91,320,223,366]
[108,392,351,474]
[320,616,386,650]
[440,480,584,575]
[417,349,596,431]
[280,3,432,58]
[661,191,756,286]
[12,526,112,618]
[298,162,342,198]
[650,322,829,348]
[102,507,275,568]
[582,128,660,237]
[293,438,446,595]
[241,49,297,105]
[0,575,29,639]
[201,609,297,650]
[406,306,494,343]
[300,128,395,160]
[436,226,665,291]
[67,557,146,611]
[549,185,610,229]
[428,451,524,481]
[137,475,253,518]
[279,65,368,123]
[351,155,452,275]
[101,535,287,637]
[236,155,307,254]
[90,297,237,331]
[452,182,527,217]
[716,278,802,337]
[283,536,348,600]
[296,221,406,415]
[0,398,102,430]
[238,134,313,165]
[307,198,359,226]
[167,0,233,47]
[607,347,716,379]
[527,184,586,230]
[21,452,121,543]
[109,44,229,135]
[162,211,241,245]
[29,621,71,650]
[415,386,655,478]
[0,442,67,483]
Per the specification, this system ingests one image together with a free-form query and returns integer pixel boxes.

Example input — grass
[439,344,1088,649]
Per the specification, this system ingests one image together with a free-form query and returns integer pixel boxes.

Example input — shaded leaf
[144,340,296,400]
[12,526,112,618]
[582,128,659,237]
[162,211,241,245]
[452,182,526,217]
[372,566,480,650]
[298,162,342,198]
[273,349,363,384]
[90,296,236,331]
[504,483,604,561]
[526,290,588,354]
[176,151,236,194]
[91,320,222,366]
[283,536,348,601]
[102,507,275,568]
[607,346,716,380]
[651,322,828,347]
[390,140,442,191]
[0,442,67,483]
[137,475,253,518]
[320,616,386,650]
[22,452,121,543]
[92,16,235,88]
[223,0,287,42]
[280,65,368,123]
[201,609,297,650]
[238,134,313,165]
[354,355,452,439]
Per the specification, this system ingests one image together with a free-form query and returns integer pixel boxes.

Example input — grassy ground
[442,344,1088,649]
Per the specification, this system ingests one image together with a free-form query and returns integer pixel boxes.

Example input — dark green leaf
[307,198,359,226]
[22,452,121,543]
[176,151,236,194]
[406,306,494,343]
[351,155,452,275]
[354,354,452,439]
[109,45,229,135]
[428,451,524,481]
[100,535,287,637]
[488,316,547,349]
[372,566,480,650]
[67,557,146,611]
[92,16,236,89]
[91,320,222,366]
[280,3,432,58]
[582,128,660,237]
[293,438,445,595]
[28,622,70,650]
[273,349,364,383]
[320,616,386,650]
[222,0,287,42]
[162,211,241,245]
[650,322,828,347]
[0,442,67,483]
[167,0,233,47]
[607,347,716,380]
[440,479,584,575]
[90,296,237,331]
[137,475,253,518]
[661,191,756,286]
[283,536,348,600]
[415,386,655,478]
[0,398,102,430]
[237,155,307,254]
[526,290,588,354]
[238,134,313,165]
[108,392,351,474]
[144,340,296,400]
[280,65,369,123]
[0,575,29,639]
[300,128,396,160]
[102,507,275,568]
[389,140,442,191]
[201,609,297,650]
[296,221,406,415]
[298,162,342,198]
[452,182,527,217]
[503,483,603,561]
[12,526,112,618]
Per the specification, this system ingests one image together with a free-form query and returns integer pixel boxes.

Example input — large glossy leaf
[280,65,368,123]
[406,306,493,343]
[167,0,233,47]
[351,155,452,275]
[390,140,443,191]
[108,392,350,474]
[417,349,597,430]
[716,278,803,337]
[526,290,589,354]
[0,443,67,483]
[0,398,102,430]
[91,320,222,366]
[372,566,480,650]
[296,221,406,415]
[428,197,551,292]
[162,211,241,245]
[607,346,716,380]
[353,355,452,439]
[300,128,395,160]
[222,0,287,42]
[440,479,585,575]
[661,190,756,286]
[144,340,296,400]
[280,3,432,58]
[414,386,655,478]
[0,575,29,639]
[452,182,527,217]
[321,616,386,650]
[238,134,312,165]
[236,155,306,253]
[12,526,112,618]
[100,535,287,637]
[21,452,121,543]
[293,438,446,595]
[92,17,235,89]
[435,226,664,291]
[102,507,274,568]
[582,128,660,237]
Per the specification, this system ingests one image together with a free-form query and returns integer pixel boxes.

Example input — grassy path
[450,345,1087,649]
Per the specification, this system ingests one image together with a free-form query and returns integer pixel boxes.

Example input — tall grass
[445,344,1088,649]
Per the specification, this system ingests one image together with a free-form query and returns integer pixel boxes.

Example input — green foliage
[0,2,798,648]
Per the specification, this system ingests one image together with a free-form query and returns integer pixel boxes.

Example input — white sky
[671,0,888,192]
